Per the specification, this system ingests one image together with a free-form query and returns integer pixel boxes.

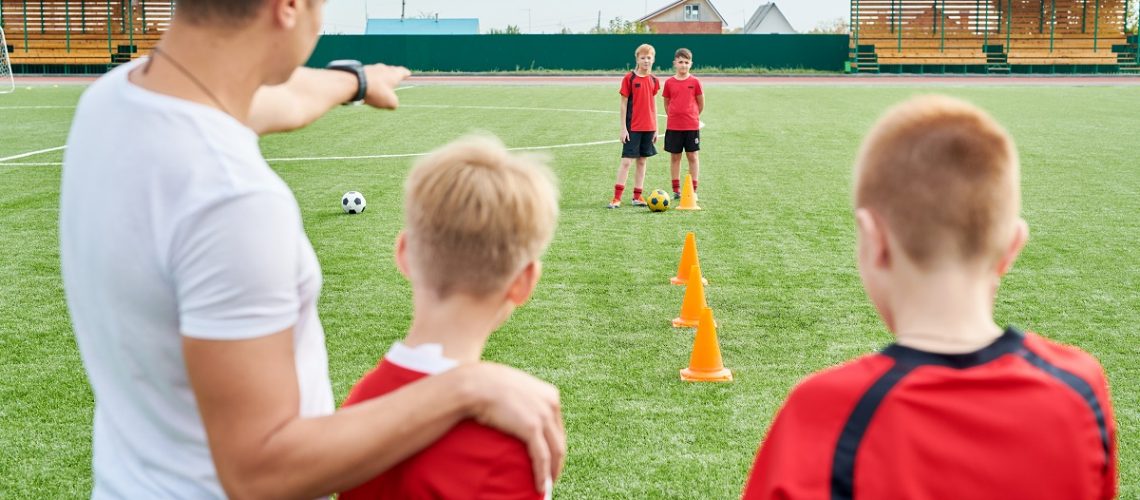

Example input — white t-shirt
[60,60,333,498]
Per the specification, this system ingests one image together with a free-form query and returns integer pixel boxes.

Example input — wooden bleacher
[1,0,169,73]
[850,0,1138,73]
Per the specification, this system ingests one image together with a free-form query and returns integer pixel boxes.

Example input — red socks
[633,188,644,200]
[672,178,681,193]
[692,179,698,192]
[613,184,625,200]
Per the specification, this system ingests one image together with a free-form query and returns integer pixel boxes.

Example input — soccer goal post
[0,27,14,94]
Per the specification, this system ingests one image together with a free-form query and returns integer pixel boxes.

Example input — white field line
[0,140,620,167]
[0,145,67,162]
[401,104,615,114]
[0,88,417,111]
[0,102,706,166]
[265,139,617,163]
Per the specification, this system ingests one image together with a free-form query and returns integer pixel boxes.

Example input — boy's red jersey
[663,76,703,131]
[620,72,660,133]
[742,328,1116,500]
[339,359,542,500]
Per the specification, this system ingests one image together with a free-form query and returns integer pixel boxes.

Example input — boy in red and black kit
[662,48,704,200]
[339,135,559,500]
[608,43,660,209]
[742,96,1117,499]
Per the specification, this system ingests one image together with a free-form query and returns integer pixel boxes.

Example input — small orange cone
[675,173,700,210]
[671,232,709,286]
[681,307,732,382]
[672,264,708,328]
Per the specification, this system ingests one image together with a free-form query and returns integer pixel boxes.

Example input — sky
[322,1,850,35]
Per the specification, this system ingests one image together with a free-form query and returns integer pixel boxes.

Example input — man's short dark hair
[176,0,267,26]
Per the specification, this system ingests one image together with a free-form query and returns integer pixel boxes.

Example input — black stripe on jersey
[882,327,1024,369]
[1017,347,1112,470]
[831,327,1026,499]
[625,72,635,132]
[830,363,915,500]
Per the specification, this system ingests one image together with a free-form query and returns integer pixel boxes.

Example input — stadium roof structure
[365,18,480,35]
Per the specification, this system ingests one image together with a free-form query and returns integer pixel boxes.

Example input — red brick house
[637,0,728,34]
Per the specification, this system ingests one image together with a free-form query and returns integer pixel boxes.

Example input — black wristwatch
[325,59,367,104]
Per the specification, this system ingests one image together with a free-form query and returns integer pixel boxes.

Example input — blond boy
[662,48,704,199]
[340,135,559,499]
[609,43,660,208]
[743,96,1117,499]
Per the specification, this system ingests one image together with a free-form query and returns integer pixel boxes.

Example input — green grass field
[1,81,1136,498]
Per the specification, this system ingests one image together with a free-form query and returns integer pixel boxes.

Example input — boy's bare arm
[696,94,704,113]
[663,97,670,110]
[619,96,630,143]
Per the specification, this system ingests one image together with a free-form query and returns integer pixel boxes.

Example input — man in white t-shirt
[59,0,565,497]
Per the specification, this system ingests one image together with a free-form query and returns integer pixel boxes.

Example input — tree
[588,17,653,34]
[559,26,575,34]
[488,24,523,34]
[807,17,849,34]
[1128,7,1138,35]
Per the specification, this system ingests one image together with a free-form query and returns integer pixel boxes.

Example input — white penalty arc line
[0,139,620,167]
[0,101,703,166]
[0,87,417,110]
[401,104,615,114]
[265,139,618,163]
[0,145,67,162]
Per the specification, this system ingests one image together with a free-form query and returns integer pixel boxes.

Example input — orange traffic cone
[671,232,709,286]
[673,264,708,328]
[681,307,732,382]
[675,173,700,210]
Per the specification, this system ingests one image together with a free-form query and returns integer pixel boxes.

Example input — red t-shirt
[662,75,703,131]
[339,359,542,500]
[742,328,1117,500]
[619,72,659,133]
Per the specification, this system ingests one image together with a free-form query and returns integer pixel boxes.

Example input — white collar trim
[384,341,460,375]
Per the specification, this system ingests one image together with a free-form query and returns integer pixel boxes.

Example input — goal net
[0,27,13,94]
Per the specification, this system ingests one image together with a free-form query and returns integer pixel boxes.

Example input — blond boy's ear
[855,208,890,269]
[394,231,412,280]
[505,261,543,307]
[997,219,1029,276]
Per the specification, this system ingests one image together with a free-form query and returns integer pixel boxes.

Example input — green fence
[305,34,848,72]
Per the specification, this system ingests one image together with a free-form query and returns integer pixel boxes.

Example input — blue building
[365,18,480,35]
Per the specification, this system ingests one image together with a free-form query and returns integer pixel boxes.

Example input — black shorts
[664,130,700,154]
[621,131,658,158]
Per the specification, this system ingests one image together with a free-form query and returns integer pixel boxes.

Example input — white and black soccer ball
[341,191,367,214]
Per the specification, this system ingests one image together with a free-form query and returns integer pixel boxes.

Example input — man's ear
[505,261,542,307]
[269,0,299,29]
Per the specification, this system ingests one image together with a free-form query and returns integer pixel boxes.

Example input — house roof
[637,0,728,25]
[365,18,480,35]
[743,3,796,33]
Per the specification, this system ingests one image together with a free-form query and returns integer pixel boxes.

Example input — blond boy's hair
[675,48,692,60]
[635,44,655,57]
[854,95,1020,268]
[404,135,559,297]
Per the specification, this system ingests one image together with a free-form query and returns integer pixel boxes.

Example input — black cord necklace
[146,46,234,118]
